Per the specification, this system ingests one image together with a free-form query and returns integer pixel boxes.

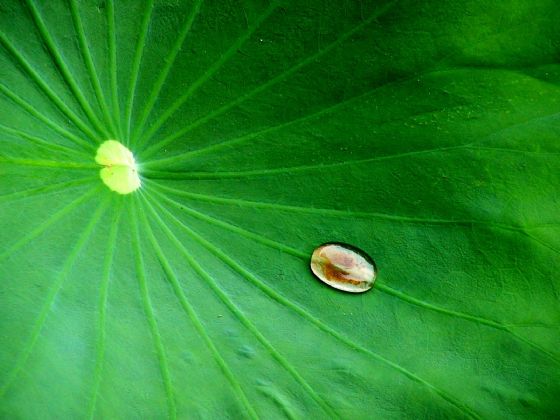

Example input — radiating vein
[140,69,452,168]
[0,186,99,263]
[0,195,109,397]
[143,190,479,419]
[131,0,204,146]
[23,0,110,138]
[0,177,96,205]
[130,197,176,420]
[380,279,491,323]
[153,188,560,363]
[468,145,560,156]
[0,157,98,170]
[140,58,560,169]
[107,0,123,139]
[139,0,398,159]
[88,197,123,420]
[144,193,337,418]
[0,30,99,143]
[148,182,528,233]
[142,142,560,179]
[375,284,560,364]
[140,88,377,168]
[507,331,560,364]
[0,82,94,152]
[523,231,560,257]
[69,0,118,136]
[0,123,89,158]
[124,0,155,143]
[142,146,465,180]
[136,2,278,149]
[150,186,304,258]
[153,190,558,362]
[138,195,259,420]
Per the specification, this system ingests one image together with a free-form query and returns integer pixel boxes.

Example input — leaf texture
[1,0,559,418]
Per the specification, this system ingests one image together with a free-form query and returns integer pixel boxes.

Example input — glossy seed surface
[310,243,376,293]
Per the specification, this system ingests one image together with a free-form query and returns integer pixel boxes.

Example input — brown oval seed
[310,243,376,293]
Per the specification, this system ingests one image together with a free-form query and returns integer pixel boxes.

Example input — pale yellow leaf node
[95,140,141,194]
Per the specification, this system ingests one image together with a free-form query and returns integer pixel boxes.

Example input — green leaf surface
[1,0,559,418]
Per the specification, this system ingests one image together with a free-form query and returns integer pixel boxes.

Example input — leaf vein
[0,30,99,143]
[69,0,118,137]
[137,2,278,149]
[0,194,109,397]
[143,188,479,419]
[131,0,204,146]
[152,187,560,365]
[139,193,259,419]
[0,186,99,263]
[88,197,123,419]
[130,197,177,419]
[140,0,398,159]
[145,192,337,418]
[24,0,110,138]
[124,0,155,143]
[0,82,94,151]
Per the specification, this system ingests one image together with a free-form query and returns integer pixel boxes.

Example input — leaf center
[95,140,141,194]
